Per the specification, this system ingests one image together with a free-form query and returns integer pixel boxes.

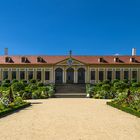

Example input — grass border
[107,102,140,118]
[0,102,31,118]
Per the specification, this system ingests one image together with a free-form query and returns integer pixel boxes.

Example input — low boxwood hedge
[0,102,31,118]
[107,102,140,118]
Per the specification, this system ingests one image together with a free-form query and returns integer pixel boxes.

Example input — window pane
[99,71,104,81]
[20,71,25,80]
[124,71,129,80]
[12,71,16,80]
[91,71,95,80]
[45,71,50,80]
[116,71,120,80]
[28,71,33,80]
[3,71,8,80]
[37,71,41,81]
[107,71,112,81]
[132,71,137,80]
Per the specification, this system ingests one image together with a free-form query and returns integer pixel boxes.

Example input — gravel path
[0,98,140,140]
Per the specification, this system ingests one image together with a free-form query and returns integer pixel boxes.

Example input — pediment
[56,57,85,66]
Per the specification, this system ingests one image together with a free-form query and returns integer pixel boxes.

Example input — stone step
[55,84,86,93]
[55,93,86,98]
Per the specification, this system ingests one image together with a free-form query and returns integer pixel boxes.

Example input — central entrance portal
[66,68,74,84]
[55,68,63,84]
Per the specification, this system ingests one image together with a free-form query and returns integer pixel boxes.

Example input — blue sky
[0,0,140,55]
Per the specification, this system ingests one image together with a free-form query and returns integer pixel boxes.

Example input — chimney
[132,48,136,56]
[4,48,8,55]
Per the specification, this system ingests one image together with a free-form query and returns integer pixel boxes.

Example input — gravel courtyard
[0,98,140,140]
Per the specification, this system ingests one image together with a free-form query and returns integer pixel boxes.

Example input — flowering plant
[0,97,10,107]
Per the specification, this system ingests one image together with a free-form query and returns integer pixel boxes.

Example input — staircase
[55,84,86,98]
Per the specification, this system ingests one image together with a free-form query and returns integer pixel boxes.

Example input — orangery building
[0,48,140,84]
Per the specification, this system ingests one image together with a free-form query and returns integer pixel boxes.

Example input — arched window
[55,68,63,84]
[66,68,74,83]
[78,68,85,83]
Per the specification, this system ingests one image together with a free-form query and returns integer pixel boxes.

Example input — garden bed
[0,102,31,118]
[107,102,140,118]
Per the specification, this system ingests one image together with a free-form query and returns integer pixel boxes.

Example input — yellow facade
[0,58,140,83]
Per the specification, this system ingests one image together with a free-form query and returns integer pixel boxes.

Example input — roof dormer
[5,57,13,63]
[130,57,135,63]
[37,56,45,63]
[98,57,104,63]
[21,57,29,63]
[114,57,120,62]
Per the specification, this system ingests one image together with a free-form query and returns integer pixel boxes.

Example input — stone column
[112,68,115,80]
[137,68,139,82]
[129,68,132,81]
[8,68,12,81]
[103,68,106,81]
[86,66,90,83]
[41,68,44,83]
[51,68,54,83]
[138,68,140,82]
[17,68,20,81]
[95,68,98,83]
[63,67,66,83]
[120,68,123,80]
[33,68,36,80]
[25,68,28,81]
[74,67,77,83]
[53,67,55,84]
[85,68,87,83]
[63,68,65,83]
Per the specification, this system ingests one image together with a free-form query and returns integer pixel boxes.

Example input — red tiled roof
[0,55,140,65]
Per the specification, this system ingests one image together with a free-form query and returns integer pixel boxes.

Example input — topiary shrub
[12,82,25,92]
[114,81,127,92]
[123,79,129,83]
[16,90,25,97]
[131,79,137,83]
[132,83,140,88]
[9,87,14,103]
[3,79,10,84]
[96,82,103,87]
[40,91,48,99]
[37,79,41,82]
[103,80,110,85]
[112,79,120,85]
[48,89,55,97]
[22,92,32,99]
[30,79,36,84]
[0,97,10,108]
[12,79,18,84]
[21,80,27,84]
[1,79,11,87]
[106,91,115,99]
[32,91,41,99]
[94,93,102,99]
[1,83,11,87]
[102,84,110,91]
[28,84,38,92]
[86,84,94,98]
[45,86,52,91]
[14,96,23,105]
[37,82,44,87]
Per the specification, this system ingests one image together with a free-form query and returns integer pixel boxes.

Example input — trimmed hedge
[0,102,31,118]
[107,102,140,118]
